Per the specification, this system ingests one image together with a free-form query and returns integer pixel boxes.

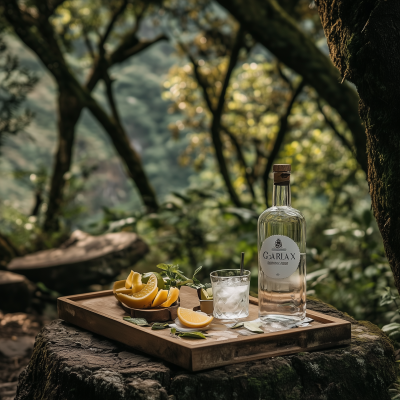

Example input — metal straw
[240,252,245,275]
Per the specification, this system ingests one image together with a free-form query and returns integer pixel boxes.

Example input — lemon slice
[177,307,213,328]
[115,287,132,295]
[117,274,158,309]
[159,287,179,308]
[132,272,144,293]
[113,280,130,299]
[151,289,168,308]
[125,270,134,289]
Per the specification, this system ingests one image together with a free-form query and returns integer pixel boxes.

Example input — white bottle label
[259,235,301,279]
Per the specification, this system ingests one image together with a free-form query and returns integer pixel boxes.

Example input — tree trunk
[84,95,159,213]
[7,230,149,294]
[43,90,82,232]
[215,0,368,176]
[314,0,400,294]
[15,300,396,400]
[1,1,159,223]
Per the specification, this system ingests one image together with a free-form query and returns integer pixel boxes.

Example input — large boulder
[15,299,397,400]
[7,230,148,293]
[0,271,33,313]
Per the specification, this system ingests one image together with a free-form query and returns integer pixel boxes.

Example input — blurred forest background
[0,0,397,331]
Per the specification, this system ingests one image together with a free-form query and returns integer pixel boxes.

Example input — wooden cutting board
[58,286,351,371]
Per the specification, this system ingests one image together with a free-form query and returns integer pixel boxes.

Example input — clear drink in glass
[210,269,250,319]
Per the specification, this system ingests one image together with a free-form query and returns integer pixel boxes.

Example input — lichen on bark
[314,0,400,297]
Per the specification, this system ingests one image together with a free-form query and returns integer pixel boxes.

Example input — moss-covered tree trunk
[314,0,400,294]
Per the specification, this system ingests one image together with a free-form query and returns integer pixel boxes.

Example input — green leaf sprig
[169,327,207,339]
[157,263,203,289]
[151,323,170,330]
[123,317,150,326]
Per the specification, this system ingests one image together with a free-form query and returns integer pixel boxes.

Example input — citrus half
[177,307,213,328]
[117,274,158,309]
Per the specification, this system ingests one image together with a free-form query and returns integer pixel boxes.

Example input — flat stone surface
[15,299,397,400]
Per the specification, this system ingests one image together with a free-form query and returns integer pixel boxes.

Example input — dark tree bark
[314,1,400,295]
[215,0,368,176]
[44,90,82,232]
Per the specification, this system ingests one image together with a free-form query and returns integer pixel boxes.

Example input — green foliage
[0,20,37,147]
[155,262,202,288]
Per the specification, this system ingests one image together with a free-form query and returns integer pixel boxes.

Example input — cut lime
[142,272,165,289]
[201,287,213,300]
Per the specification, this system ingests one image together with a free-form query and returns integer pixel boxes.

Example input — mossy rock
[15,298,396,400]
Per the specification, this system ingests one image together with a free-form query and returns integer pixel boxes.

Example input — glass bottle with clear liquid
[258,164,306,324]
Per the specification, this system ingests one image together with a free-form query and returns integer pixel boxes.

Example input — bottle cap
[273,164,291,185]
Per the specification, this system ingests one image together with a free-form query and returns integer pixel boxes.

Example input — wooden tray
[58,286,351,371]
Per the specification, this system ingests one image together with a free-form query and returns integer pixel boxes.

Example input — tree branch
[186,51,215,112]
[214,26,245,118]
[184,28,246,207]
[276,62,293,91]
[222,125,256,199]
[99,0,129,51]
[82,86,158,212]
[116,34,168,62]
[250,138,267,183]
[262,79,305,207]
[103,72,122,126]
[316,98,354,155]
[86,34,168,92]
[82,29,95,60]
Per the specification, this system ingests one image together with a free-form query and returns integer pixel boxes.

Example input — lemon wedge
[132,272,144,293]
[177,307,213,328]
[151,289,169,308]
[159,287,180,308]
[125,270,134,289]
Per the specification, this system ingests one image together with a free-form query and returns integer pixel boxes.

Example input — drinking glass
[210,269,250,319]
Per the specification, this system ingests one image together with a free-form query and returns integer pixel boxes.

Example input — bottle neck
[272,183,291,207]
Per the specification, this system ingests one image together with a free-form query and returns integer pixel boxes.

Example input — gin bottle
[258,164,306,322]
